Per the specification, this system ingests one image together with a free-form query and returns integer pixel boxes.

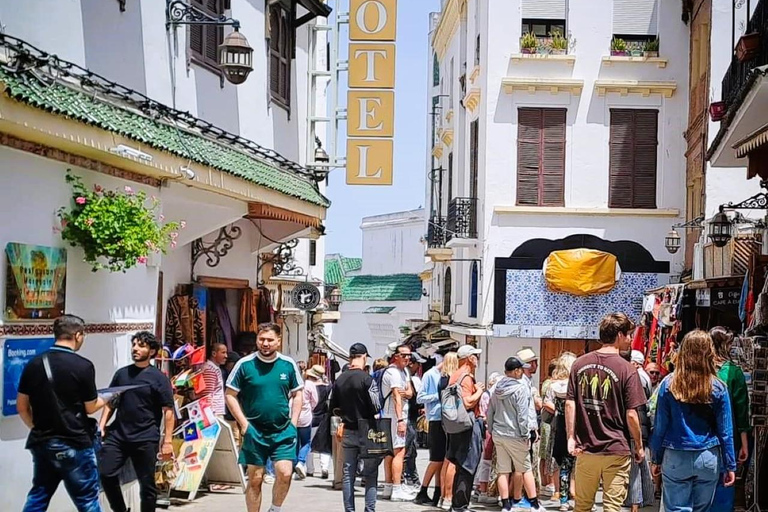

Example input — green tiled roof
[341,257,362,273]
[0,69,329,207]
[325,255,363,286]
[342,274,422,302]
[364,306,396,314]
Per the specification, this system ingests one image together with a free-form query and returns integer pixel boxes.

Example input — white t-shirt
[381,366,410,420]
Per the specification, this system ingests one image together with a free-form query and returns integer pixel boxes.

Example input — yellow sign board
[348,43,396,89]
[346,139,394,185]
[347,0,397,185]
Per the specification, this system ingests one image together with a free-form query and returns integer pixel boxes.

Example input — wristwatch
[397,419,405,423]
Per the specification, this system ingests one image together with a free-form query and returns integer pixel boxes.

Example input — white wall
[331,300,423,358]
[428,0,688,328]
[0,148,159,511]
[361,209,426,276]
[478,337,541,388]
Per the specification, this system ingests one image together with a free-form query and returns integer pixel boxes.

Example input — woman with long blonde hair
[650,330,736,512]
[438,351,459,510]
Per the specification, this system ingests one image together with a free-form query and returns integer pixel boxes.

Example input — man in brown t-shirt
[566,313,646,512]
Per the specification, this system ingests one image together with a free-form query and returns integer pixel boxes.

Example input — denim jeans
[661,448,720,512]
[297,426,312,465]
[403,422,420,485]
[23,439,101,512]
[342,429,379,512]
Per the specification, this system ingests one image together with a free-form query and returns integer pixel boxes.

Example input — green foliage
[611,37,627,51]
[57,170,181,272]
[550,30,568,50]
[644,38,660,52]
[521,32,538,49]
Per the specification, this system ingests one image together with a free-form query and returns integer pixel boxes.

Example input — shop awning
[734,123,768,157]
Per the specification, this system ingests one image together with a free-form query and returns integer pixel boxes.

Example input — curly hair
[552,351,577,381]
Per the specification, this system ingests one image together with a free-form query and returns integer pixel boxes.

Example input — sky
[324,0,440,258]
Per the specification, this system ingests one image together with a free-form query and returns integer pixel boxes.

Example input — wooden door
[540,339,601,373]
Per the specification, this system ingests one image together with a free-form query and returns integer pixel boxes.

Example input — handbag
[357,417,393,459]
[42,354,98,440]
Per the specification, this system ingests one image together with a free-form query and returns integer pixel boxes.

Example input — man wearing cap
[517,347,543,492]
[330,343,380,512]
[403,352,426,489]
[380,344,416,502]
[447,345,486,512]
[295,364,326,479]
[488,357,542,512]
[629,351,652,398]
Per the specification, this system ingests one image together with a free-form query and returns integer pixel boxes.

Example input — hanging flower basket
[56,171,182,272]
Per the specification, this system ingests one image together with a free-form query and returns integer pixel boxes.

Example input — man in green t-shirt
[226,323,304,512]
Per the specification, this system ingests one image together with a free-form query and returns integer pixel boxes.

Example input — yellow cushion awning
[544,249,618,296]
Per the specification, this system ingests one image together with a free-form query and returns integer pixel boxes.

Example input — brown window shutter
[517,108,543,206]
[205,25,222,65]
[189,25,204,57]
[269,7,281,95]
[542,109,566,206]
[609,109,658,208]
[517,108,566,206]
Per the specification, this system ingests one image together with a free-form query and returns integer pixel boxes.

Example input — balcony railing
[447,197,478,241]
[721,0,768,112]
[427,216,447,248]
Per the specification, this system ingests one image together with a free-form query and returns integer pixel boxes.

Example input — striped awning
[734,123,768,158]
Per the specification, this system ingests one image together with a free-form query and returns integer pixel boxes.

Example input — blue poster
[3,338,55,416]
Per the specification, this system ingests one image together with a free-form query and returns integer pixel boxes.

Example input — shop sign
[695,289,710,307]
[291,283,321,311]
[5,243,67,320]
[3,337,55,416]
[347,0,397,185]
[711,286,741,310]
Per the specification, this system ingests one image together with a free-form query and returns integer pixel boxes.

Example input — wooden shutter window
[269,3,292,108]
[517,108,566,206]
[609,109,658,209]
[190,0,223,73]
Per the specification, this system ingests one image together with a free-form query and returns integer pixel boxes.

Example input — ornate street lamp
[166,0,253,85]
[708,209,733,248]
[664,229,681,254]
[328,287,342,311]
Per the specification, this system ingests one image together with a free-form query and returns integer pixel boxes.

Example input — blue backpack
[371,368,395,414]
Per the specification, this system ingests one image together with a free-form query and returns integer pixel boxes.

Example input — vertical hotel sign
[347,0,397,185]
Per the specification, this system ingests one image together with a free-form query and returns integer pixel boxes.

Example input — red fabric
[189,346,206,365]
[631,324,645,353]
[191,373,207,394]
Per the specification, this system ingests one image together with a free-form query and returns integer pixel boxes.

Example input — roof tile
[342,274,422,302]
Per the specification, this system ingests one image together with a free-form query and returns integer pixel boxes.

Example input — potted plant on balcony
[709,101,727,121]
[610,37,628,56]
[643,38,660,58]
[549,30,568,55]
[521,32,538,54]
[736,32,760,62]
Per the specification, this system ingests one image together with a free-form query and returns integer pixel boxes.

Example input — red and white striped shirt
[202,360,225,415]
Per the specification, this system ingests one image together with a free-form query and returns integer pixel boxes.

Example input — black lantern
[708,210,733,248]
[220,29,253,85]
[328,287,342,310]
[664,228,681,254]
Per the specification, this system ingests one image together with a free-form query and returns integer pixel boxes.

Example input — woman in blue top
[650,330,736,512]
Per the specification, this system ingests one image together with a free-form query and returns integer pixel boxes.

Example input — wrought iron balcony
[447,197,478,241]
[720,0,768,115]
[428,216,447,247]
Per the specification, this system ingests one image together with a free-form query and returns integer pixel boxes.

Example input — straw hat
[307,364,326,380]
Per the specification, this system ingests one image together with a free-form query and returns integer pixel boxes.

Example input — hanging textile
[208,289,234,350]
[165,294,204,350]
[257,286,273,324]
[239,288,258,333]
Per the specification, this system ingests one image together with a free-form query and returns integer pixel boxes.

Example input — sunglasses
[648,371,660,375]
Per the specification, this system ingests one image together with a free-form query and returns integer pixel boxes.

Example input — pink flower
[124,186,134,195]
[93,185,103,193]
[171,240,178,249]
[85,218,94,226]
[151,195,158,202]
[180,220,187,229]
[75,197,86,205]
[60,219,68,228]
[159,214,165,222]
[170,232,178,239]
[52,226,61,234]
[137,256,148,264]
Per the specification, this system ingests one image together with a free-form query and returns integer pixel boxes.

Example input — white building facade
[0,0,332,509]
[424,0,689,384]
[327,209,425,358]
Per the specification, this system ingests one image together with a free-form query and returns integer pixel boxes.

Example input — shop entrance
[540,338,601,376]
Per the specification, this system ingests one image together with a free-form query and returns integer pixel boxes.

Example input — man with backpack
[379,344,416,502]
[443,345,485,512]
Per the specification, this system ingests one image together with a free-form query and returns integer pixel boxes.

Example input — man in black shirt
[18,314,107,511]
[99,331,175,512]
[330,343,380,512]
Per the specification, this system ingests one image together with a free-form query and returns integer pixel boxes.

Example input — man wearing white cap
[629,351,652,398]
[516,347,542,495]
[446,345,486,512]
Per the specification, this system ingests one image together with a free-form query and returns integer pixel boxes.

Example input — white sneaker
[294,463,307,480]
[540,485,555,498]
[392,486,417,502]
[264,474,275,485]
[441,499,452,510]
[380,483,393,500]
[532,505,548,512]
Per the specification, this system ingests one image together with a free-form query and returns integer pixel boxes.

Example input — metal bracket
[166,0,241,30]
[257,239,305,285]
[672,216,705,229]
[190,224,243,275]
[722,181,768,210]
